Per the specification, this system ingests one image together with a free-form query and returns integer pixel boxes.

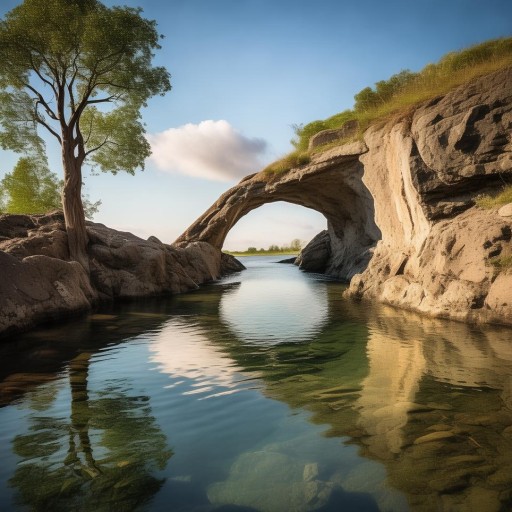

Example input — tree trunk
[62,145,89,273]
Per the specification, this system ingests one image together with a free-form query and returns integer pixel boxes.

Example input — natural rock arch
[175,143,381,280]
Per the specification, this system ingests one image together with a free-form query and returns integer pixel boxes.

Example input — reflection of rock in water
[356,333,427,459]
[241,303,512,512]
[356,309,512,511]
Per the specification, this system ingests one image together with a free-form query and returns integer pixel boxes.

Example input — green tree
[0,157,61,214]
[0,157,101,218]
[0,0,171,270]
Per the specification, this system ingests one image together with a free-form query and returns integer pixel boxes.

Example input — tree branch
[24,82,59,121]
[84,137,117,157]
[34,114,62,143]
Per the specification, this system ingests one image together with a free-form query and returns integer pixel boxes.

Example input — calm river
[1,256,512,511]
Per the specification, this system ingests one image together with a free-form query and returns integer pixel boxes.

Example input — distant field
[224,250,299,257]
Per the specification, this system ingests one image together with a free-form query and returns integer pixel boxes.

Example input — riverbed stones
[413,431,455,444]
[207,451,335,512]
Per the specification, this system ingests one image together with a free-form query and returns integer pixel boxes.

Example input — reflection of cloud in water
[149,319,253,397]
[219,277,328,344]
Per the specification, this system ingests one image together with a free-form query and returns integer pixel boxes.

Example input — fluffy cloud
[147,120,268,181]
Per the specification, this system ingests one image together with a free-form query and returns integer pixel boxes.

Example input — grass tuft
[476,185,512,209]
[490,255,512,271]
[263,151,311,175]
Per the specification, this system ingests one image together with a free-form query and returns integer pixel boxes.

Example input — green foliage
[226,239,304,256]
[353,69,417,112]
[0,157,101,218]
[0,0,171,173]
[280,37,512,170]
[263,150,310,175]
[0,157,61,214]
[476,185,512,209]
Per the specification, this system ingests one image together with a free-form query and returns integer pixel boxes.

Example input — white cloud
[147,120,268,182]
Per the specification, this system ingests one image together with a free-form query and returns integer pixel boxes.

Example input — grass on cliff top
[264,37,512,177]
[476,185,512,209]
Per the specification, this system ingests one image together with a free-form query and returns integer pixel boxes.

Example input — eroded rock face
[0,250,94,337]
[0,212,239,337]
[346,67,512,325]
[295,230,331,273]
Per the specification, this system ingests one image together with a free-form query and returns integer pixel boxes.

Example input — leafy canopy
[0,0,171,173]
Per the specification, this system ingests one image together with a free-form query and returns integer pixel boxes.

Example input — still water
[1,256,512,511]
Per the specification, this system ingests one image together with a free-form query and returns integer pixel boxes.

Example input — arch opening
[176,154,381,280]
[223,202,326,253]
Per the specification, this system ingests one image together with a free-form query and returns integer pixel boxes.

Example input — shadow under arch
[175,149,381,280]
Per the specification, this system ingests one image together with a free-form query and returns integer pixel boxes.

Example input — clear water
[1,256,512,512]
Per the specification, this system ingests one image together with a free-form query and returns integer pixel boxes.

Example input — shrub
[285,37,512,161]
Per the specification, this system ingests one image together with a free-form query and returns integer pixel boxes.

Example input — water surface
[1,256,511,511]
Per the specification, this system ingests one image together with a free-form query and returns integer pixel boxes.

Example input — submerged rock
[207,451,335,512]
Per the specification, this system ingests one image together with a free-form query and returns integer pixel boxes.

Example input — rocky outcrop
[176,140,380,281]
[0,212,244,337]
[346,67,512,325]
[180,67,512,326]
[294,230,331,272]
[307,119,358,150]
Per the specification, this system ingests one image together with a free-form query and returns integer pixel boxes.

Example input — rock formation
[0,212,244,337]
[346,67,512,325]
[175,140,380,281]
[1,67,511,335]
[179,67,512,326]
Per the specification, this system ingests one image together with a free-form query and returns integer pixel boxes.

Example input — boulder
[295,230,331,273]
[0,212,244,337]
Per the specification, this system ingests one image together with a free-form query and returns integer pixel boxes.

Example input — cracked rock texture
[0,212,244,337]
[346,67,512,325]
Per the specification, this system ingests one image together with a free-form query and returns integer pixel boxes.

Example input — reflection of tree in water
[10,352,172,511]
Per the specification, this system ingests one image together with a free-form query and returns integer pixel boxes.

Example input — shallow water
[0,256,512,511]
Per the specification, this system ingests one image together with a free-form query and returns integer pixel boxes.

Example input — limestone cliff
[346,67,512,325]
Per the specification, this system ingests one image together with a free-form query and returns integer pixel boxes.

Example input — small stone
[303,463,319,482]
[445,455,485,466]
[414,431,455,444]
[429,475,469,493]
[498,203,512,217]
[427,423,452,432]
[465,487,501,512]
[425,402,453,411]
[502,425,512,438]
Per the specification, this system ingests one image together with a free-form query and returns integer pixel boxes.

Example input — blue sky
[1,0,511,249]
